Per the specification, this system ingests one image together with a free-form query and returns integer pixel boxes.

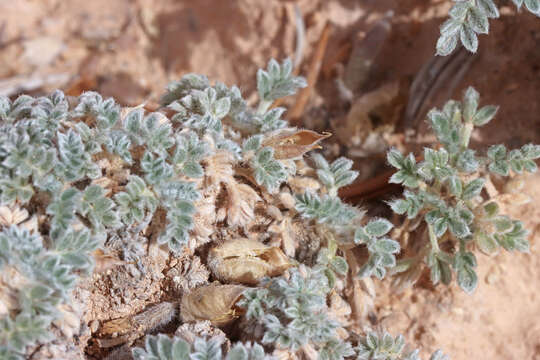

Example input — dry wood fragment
[289,21,331,125]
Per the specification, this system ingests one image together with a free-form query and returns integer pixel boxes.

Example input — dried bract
[208,238,292,285]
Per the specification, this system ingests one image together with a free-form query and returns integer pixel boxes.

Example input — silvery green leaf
[213,96,231,119]
[447,176,463,197]
[448,217,470,238]
[386,147,404,169]
[296,192,358,226]
[257,58,307,102]
[462,178,485,200]
[330,256,348,275]
[449,1,471,19]
[460,24,478,52]
[252,147,287,193]
[525,0,540,13]
[365,218,393,237]
[433,217,449,238]
[430,350,449,360]
[522,143,540,159]
[183,161,204,178]
[463,86,479,122]
[488,160,510,176]
[454,251,478,293]
[483,201,499,217]
[388,198,409,215]
[373,238,400,254]
[456,149,479,172]
[477,0,500,18]
[354,227,370,244]
[468,6,489,34]
[474,231,499,254]
[487,144,506,160]
[495,220,529,252]
[440,18,461,37]
[473,105,498,126]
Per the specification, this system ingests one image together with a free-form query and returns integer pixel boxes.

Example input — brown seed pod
[262,128,331,160]
[180,283,247,327]
[208,238,293,285]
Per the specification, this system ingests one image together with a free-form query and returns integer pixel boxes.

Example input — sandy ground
[1,0,540,358]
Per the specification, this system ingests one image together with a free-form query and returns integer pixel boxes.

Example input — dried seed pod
[262,128,331,160]
[0,206,29,226]
[208,238,293,285]
[180,283,246,327]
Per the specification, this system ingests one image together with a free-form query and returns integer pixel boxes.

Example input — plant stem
[428,223,440,252]
[257,100,272,115]
[460,122,474,149]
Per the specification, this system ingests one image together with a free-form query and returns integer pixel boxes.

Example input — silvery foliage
[238,266,350,356]
[295,191,358,226]
[354,218,400,280]
[356,330,448,360]
[437,0,540,55]
[295,153,399,281]
[387,87,540,293]
[0,59,309,356]
[165,58,306,193]
[0,226,99,359]
[295,154,359,226]
[132,334,275,360]
[0,87,216,356]
[313,154,359,197]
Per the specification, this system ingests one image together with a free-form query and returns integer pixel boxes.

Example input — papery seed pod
[208,238,293,285]
[180,283,246,327]
[262,128,331,160]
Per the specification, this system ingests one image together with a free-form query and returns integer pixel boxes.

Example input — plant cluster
[132,334,275,360]
[437,0,540,55]
[0,45,536,359]
[387,87,539,293]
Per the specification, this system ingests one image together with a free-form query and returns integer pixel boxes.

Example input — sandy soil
[1,0,539,359]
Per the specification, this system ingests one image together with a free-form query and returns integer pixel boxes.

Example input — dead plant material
[208,238,292,285]
[98,302,177,348]
[343,13,393,94]
[332,82,400,148]
[290,21,331,124]
[224,181,261,227]
[180,283,247,327]
[92,249,131,274]
[262,128,331,160]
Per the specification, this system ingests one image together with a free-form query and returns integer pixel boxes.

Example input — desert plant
[437,0,540,55]
[388,87,539,293]
[0,58,453,360]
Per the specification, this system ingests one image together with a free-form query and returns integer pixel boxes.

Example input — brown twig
[289,21,331,125]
